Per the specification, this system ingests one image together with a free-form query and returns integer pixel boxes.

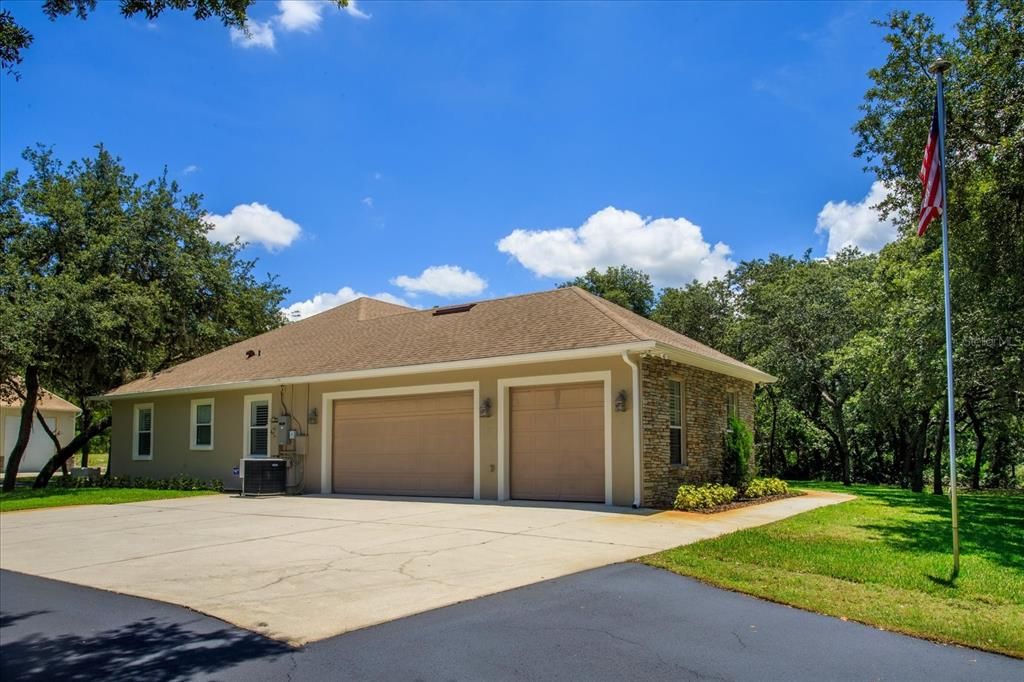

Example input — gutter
[621,351,642,508]
[652,342,777,385]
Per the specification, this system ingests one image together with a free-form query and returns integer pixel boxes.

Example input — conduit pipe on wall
[621,351,641,508]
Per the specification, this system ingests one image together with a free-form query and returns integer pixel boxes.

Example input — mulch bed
[689,491,806,514]
[647,491,807,513]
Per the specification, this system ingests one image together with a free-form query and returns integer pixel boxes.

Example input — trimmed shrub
[722,415,754,490]
[55,475,223,492]
[673,483,737,511]
[743,477,788,499]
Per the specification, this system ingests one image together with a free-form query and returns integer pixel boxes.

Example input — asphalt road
[1,565,1020,681]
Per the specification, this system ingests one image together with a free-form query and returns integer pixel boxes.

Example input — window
[244,394,272,457]
[726,391,739,421]
[190,398,214,450]
[133,404,154,460]
[669,379,686,466]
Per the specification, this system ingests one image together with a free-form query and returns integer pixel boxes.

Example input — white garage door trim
[497,371,612,505]
[321,382,481,499]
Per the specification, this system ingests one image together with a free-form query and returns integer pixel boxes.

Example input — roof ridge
[567,286,644,342]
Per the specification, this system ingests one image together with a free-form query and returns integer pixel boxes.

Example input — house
[1,387,81,474]
[103,287,775,507]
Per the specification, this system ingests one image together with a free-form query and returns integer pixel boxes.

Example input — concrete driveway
[0,491,849,644]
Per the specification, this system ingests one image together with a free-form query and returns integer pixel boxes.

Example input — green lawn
[643,482,1024,658]
[0,487,218,512]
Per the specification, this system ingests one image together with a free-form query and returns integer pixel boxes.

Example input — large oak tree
[1,145,287,490]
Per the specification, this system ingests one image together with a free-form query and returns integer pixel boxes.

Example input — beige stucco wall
[110,392,249,485]
[109,355,639,505]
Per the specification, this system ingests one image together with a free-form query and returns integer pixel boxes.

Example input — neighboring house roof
[103,287,775,398]
[1,386,82,414]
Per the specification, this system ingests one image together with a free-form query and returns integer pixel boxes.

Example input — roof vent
[245,349,260,359]
[432,303,476,316]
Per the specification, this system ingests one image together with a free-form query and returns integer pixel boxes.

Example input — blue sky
[0,0,964,317]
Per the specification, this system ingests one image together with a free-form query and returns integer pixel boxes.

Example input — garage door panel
[510,382,604,503]
[555,385,603,409]
[333,391,473,497]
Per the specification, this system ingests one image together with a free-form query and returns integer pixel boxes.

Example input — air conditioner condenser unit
[240,458,287,496]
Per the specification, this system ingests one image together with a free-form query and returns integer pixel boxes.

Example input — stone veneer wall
[640,356,756,507]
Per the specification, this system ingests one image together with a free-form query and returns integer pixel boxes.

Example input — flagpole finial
[929,58,953,74]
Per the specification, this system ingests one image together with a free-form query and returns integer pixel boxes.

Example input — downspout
[622,351,642,508]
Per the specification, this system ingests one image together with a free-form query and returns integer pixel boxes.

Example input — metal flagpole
[930,58,959,576]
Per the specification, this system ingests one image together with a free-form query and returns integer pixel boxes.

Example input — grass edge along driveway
[642,482,1024,659]
[0,487,218,513]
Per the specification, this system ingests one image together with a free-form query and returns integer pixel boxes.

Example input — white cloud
[497,206,736,287]
[230,1,368,50]
[816,181,898,255]
[206,202,301,252]
[230,20,276,49]
[391,265,488,298]
[282,287,409,320]
[182,164,199,175]
[344,0,371,19]
[361,196,374,207]
[276,0,327,32]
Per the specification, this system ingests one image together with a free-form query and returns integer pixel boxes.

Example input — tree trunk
[33,409,70,478]
[766,386,778,476]
[989,431,1012,488]
[932,409,946,495]
[965,400,985,490]
[81,436,90,469]
[819,389,852,486]
[894,421,912,489]
[910,411,929,493]
[820,423,851,486]
[2,366,40,492]
[32,413,112,489]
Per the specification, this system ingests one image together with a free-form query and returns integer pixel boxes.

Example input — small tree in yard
[1,145,287,490]
[723,415,754,491]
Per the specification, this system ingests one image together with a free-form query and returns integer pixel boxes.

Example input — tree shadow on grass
[858,487,1024,572]
[0,613,292,682]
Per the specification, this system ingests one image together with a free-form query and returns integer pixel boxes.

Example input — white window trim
[669,377,687,467]
[132,403,154,461]
[497,371,613,505]
[189,397,215,451]
[243,393,273,459]
[320,382,481,500]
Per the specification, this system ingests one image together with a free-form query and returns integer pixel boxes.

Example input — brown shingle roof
[2,383,81,413]
[104,287,772,397]
[570,288,764,373]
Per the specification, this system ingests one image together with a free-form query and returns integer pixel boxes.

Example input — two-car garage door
[330,382,605,502]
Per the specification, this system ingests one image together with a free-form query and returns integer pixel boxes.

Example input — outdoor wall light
[615,389,628,412]
[308,407,318,425]
[480,397,492,418]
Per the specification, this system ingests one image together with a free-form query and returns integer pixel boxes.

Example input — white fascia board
[651,343,778,384]
[94,341,657,401]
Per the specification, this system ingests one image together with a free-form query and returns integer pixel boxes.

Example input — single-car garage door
[510,382,604,502]
[332,391,474,497]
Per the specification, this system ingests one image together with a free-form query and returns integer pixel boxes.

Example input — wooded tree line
[569,2,1023,491]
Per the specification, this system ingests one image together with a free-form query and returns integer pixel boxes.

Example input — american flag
[917,99,943,236]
